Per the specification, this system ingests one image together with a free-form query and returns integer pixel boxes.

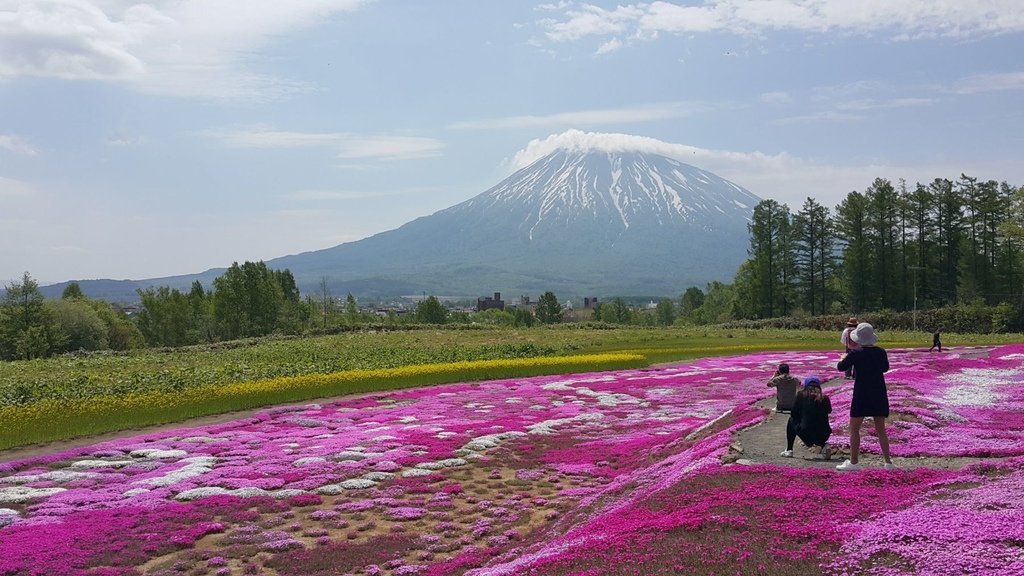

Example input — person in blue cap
[780,375,833,460]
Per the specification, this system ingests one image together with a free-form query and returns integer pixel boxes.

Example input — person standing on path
[835,322,895,471]
[766,363,800,413]
[930,331,942,352]
[840,318,860,379]
[780,376,833,459]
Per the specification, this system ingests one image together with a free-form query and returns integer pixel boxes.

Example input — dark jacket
[790,389,832,445]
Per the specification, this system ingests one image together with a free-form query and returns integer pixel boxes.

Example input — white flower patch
[175,486,308,501]
[572,387,642,407]
[180,436,229,443]
[941,385,1002,407]
[0,470,98,484]
[527,413,604,436]
[129,448,188,459]
[398,416,418,423]
[935,408,968,422]
[998,353,1024,360]
[939,368,1020,406]
[0,486,66,504]
[529,405,546,410]
[133,456,216,487]
[412,458,468,471]
[321,478,375,491]
[505,397,524,404]
[70,459,135,469]
[646,388,676,396]
[361,472,395,482]
[400,468,435,478]
[435,432,458,439]
[0,508,18,527]
[371,435,397,442]
[457,431,527,454]
[122,488,150,497]
[293,457,327,467]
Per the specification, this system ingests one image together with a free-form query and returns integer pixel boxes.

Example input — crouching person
[780,376,833,459]
[767,363,800,413]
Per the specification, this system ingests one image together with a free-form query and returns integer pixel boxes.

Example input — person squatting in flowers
[780,376,833,459]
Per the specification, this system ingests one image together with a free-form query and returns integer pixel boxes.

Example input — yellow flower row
[0,353,646,450]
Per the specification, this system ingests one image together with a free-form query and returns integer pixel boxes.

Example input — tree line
[679,174,1024,329]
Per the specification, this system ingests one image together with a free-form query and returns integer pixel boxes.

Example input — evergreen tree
[835,191,869,312]
[415,296,448,324]
[0,272,57,359]
[792,197,834,315]
[535,292,563,324]
[932,178,962,306]
[744,200,793,318]
[655,298,676,326]
[61,282,84,300]
[864,178,901,309]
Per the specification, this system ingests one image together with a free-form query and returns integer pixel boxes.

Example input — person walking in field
[766,363,800,413]
[835,322,896,471]
[780,376,833,460]
[930,331,942,352]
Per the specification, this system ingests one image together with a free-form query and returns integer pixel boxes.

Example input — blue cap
[803,376,822,387]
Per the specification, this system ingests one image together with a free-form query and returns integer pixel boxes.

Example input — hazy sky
[2,1,1023,285]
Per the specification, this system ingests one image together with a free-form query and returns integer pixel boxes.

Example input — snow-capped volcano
[458,147,758,241]
[263,131,763,296]
[56,132,762,300]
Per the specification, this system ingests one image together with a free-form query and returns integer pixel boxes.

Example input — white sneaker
[835,459,861,471]
[780,450,793,457]
[883,462,898,470]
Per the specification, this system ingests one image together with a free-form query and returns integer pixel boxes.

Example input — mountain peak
[510,129,704,171]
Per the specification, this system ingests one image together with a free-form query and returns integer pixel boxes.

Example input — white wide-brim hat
[850,322,877,346]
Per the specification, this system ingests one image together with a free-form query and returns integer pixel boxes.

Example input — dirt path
[726,376,988,471]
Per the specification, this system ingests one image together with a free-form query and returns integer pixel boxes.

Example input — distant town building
[583,297,599,309]
[477,292,505,312]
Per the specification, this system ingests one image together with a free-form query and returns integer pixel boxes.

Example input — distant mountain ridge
[41,141,761,302]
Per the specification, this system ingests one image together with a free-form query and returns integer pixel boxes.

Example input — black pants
[787,418,830,450]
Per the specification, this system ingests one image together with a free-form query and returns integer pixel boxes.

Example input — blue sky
[2,0,1023,285]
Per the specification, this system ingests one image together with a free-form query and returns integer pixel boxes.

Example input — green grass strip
[0,353,645,451]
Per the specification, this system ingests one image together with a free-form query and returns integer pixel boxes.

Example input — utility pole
[908,266,924,331]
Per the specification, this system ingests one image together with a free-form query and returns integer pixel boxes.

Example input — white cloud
[0,176,36,197]
[773,110,865,124]
[0,135,38,156]
[449,101,709,130]
[335,136,444,161]
[537,1,1024,45]
[0,0,370,100]
[204,127,343,148]
[594,37,624,54]
[203,127,443,161]
[952,71,1024,94]
[835,97,936,111]
[759,91,793,105]
[285,189,378,201]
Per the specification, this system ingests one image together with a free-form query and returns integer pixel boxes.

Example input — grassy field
[0,326,1017,450]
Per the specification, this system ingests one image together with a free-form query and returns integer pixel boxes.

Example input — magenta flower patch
[0,344,1021,575]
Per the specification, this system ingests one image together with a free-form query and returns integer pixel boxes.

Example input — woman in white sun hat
[835,322,896,471]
